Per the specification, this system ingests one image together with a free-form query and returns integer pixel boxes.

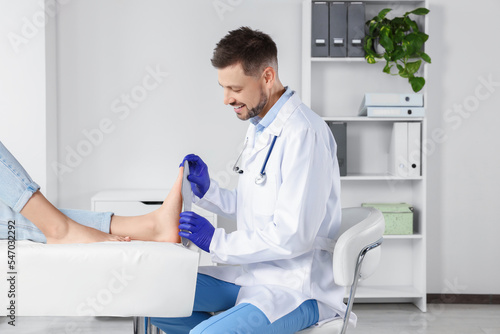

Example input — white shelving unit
[302,0,429,311]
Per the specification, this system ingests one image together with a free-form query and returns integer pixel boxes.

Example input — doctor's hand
[180,154,210,198]
[178,211,214,253]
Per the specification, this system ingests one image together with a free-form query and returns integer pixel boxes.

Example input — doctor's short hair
[211,26,278,77]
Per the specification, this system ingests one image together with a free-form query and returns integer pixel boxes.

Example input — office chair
[297,206,385,334]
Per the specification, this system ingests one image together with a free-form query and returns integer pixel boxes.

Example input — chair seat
[296,318,344,333]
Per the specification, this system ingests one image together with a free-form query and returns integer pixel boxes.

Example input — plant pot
[373,38,385,56]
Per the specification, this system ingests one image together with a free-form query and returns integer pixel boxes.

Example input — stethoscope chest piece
[255,173,267,185]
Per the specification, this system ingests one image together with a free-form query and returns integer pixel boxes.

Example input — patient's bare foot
[47,219,131,244]
[109,167,183,243]
[148,167,183,243]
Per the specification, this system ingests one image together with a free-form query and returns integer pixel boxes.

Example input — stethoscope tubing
[258,135,278,177]
[233,135,278,185]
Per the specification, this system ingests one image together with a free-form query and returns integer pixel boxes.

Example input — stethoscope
[233,135,278,185]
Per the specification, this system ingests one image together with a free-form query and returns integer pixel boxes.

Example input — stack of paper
[359,93,425,117]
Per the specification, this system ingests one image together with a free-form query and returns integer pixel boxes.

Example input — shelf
[383,234,423,240]
[323,116,424,122]
[304,0,428,312]
[354,0,427,4]
[312,57,366,62]
[341,174,423,181]
[350,285,423,299]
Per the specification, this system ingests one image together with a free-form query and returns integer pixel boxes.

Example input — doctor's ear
[262,67,276,87]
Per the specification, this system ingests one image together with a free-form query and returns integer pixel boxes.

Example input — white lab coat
[195,91,350,325]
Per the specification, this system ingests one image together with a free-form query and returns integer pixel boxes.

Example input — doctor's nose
[223,91,236,105]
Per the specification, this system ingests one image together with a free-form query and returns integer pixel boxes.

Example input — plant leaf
[392,17,406,29]
[363,36,373,53]
[420,32,429,43]
[394,29,406,44]
[409,76,425,92]
[420,52,432,63]
[401,39,412,56]
[404,16,419,32]
[399,67,409,78]
[368,20,379,35]
[377,8,392,21]
[383,62,393,74]
[379,26,394,51]
[406,8,430,16]
[406,60,422,75]
[366,54,377,64]
[404,33,424,56]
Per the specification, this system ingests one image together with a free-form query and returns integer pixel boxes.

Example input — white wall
[425,0,500,295]
[0,0,57,202]
[54,0,302,211]
[2,0,499,295]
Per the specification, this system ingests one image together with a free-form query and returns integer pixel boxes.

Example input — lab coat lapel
[268,92,301,133]
[244,92,302,166]
[240,124,256,169]
[252,131,273,156]
[244,127,270,168]
[245,125,256,150]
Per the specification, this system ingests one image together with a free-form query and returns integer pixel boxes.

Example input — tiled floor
[350,303,500,334]
[1,304,499,333]
[0,316,133,333]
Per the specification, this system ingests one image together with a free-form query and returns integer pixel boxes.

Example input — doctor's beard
[239,88,268,121]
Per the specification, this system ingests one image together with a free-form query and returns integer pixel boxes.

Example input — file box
[361,203,414,235]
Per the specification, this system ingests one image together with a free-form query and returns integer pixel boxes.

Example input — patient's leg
[109,167,183,243]
[20,191,131,244]
[0,140,130,244]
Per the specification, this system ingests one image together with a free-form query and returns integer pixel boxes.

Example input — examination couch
[0,240,199,333]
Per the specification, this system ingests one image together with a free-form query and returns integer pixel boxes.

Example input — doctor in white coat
[151,27,348,334]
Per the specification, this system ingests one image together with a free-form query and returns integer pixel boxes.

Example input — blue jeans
[151,274,319,334]
[0,140,112,242]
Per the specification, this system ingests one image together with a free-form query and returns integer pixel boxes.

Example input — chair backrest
[294,207,384,334]
[333,207,385,287]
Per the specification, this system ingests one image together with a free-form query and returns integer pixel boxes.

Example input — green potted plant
[363,7,431,92]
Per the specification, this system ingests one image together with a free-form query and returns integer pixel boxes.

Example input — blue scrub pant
[151,274,319,334]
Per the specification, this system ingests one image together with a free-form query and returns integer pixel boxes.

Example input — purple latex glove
[180,154,210,198]
[178,211,215,253]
